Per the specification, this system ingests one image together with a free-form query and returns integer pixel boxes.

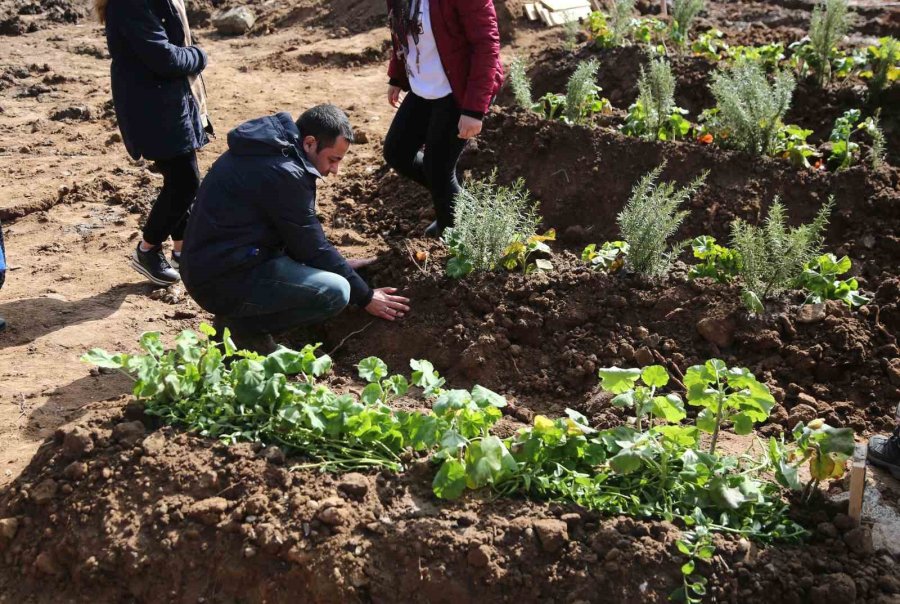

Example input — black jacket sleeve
[112,0,208,79]
[262,166,374,307]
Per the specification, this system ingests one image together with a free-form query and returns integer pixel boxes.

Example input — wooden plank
[847,443,867,527]
[524,3,538,20]
[540,0,592,12]
[546,6,592,25]
[660,0,667,17]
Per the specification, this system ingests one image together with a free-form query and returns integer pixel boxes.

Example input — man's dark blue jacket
[180,113,374,311]
[105,0,208,161]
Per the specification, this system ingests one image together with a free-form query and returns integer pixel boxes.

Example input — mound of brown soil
[0,400,896,603]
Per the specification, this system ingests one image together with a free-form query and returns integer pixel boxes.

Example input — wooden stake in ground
[847,443,868,527]
[660,0,667,17]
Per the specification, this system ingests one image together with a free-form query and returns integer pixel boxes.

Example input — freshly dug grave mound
[0,404,897,603]
[519,46,900,161]
[313,250,900,435]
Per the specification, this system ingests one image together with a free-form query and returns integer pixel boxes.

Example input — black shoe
[232,332,278,356]
[0,316,6,333]
[131,244,180,286]
[868,428,900,479]
[424,220,444,238]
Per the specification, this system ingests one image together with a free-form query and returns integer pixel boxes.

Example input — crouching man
[180,105,410,353]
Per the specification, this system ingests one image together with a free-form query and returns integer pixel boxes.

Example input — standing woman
[98,0,212,285]
[383,0,504,237]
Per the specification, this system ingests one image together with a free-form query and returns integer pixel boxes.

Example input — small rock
[260,446,285,465]
[353,129,369,144]
[817,522,839,539]
[112,421,146,446]
[337,473,369,500]
[886,358,900,387]
[833,513,855,532]
[467,544,492,568]
[50,105,92,121]
[843,526,874,556]
[809,572,856,603]
[63,461,87,481]
[212,7,256,35]
[787,404,817,429]
[61,426,94,459]
[340,231,367,245]
[0,517,19,541]
[796,304,826,324]
[634,346,655,367]
[141,432,167,456]
[185,497,229,526]
[697,317,735,348]
[31,479,58,505]
[796,392,819,408]
[318,506,349,527]
[34,552,62,575]
[456,511,478,527]
[533,518,568,553]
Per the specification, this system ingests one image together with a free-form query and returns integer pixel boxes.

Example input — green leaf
[433,459,467,499]
[139,332,164,357]
[611,392,635,408]
[598,367,643,394]
[652,394,687,423]
[309,354,333,378]
[641,365,669,388]
[447,256,474,279]
[357,357,388,383]
[234,360,267,405]
[81,348,125,369]
[264,348,305,376]
[709,478,745,510]
[732,413,754,435]
[175,330,202,364]
[198,323,217,338]
[609,450,643,474]
[361,383,384,405]
[681,561,696,575]
[471,385,507,408]
[741,289,764,314]
[382,374,409,398]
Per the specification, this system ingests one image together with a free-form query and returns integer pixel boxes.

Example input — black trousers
[142,151,200,246]
[383,92,467,229]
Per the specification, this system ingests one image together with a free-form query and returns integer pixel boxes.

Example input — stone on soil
[212,7,255,35]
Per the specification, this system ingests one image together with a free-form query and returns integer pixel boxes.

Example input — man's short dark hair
[296,104,355,151]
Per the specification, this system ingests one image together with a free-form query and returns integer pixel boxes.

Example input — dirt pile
[0,0,87,35]
[0,407,896,603]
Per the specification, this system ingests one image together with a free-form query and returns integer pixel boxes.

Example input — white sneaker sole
[131,253,180,287]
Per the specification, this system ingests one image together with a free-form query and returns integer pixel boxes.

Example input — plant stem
[708,391,726,455]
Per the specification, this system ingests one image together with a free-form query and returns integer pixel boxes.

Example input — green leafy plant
[725,43,786,71]
[770,419,855,503]
[799,253,869,307]
[500,229,556,274]
[730,197,832,313]
[691,28,726,60]
[600,365,686,432]
[444,172,542,278]
[617,164,707,277]
[534,92,567,120]
[709,60,796,155]
[608,0,636,46]
[507,56,533,111]
[674,525,714,604]
[670,0,706,48]
[632,16,668,47]
[827,109,886,171]
[807,0,852,86]
[687,236,742,283]
[622,58,691,141]
[565,59,610,124]
[586,10,614,48]
[582,240,630,272]
[860,36,900,93]
[773,124,818,169]
[685,359,776,454]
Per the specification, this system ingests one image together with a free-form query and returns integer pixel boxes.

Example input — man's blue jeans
[209,256,350,336]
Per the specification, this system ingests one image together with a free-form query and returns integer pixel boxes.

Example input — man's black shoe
[424,220,445,238]
[868,428,900,479]
[232,332,278,356]
[0,316,6,333]
[131,244,180,286]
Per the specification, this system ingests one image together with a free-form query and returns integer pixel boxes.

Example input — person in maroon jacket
[383,0,504,237]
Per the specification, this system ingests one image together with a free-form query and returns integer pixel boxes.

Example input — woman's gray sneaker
[131,244,180,286]
[867,428,900,479]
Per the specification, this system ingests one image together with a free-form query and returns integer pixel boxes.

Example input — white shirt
[405,0,453,99]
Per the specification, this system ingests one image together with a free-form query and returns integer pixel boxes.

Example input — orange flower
[813,159,824,170]
[698,133,714,144]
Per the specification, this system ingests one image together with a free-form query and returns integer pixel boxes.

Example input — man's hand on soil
[388,85,402,108]
[365,287,410,321]
[458,115,482,139]
[347,258,377,270]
